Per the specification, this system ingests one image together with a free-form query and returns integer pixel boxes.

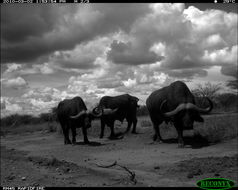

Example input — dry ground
[1,114,238,187]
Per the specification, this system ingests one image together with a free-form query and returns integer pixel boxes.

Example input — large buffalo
[98,94,139,139]
[57,96,116,144]
[146,81,213,148]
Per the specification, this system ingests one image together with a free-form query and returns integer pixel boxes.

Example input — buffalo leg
[131,118,137,134]
[109,122,117,139]
[174,124,184,148]
[125,120,132,133]
[100,120,105,139]
[82,126,89,144]
[71,127,76,144]
[152,122,163,143]
[62,125,71,144]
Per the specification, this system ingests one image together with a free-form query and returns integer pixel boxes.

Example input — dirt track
[1,125,237,187]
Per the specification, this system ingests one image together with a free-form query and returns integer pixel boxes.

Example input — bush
[137,105,149,116]
[140,120,152,128]
[48,123,57,133]
[194,114,238,143]
[1,114,36,127]
[215,93,238,112]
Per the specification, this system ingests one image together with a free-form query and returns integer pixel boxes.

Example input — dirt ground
[1,123,237,187]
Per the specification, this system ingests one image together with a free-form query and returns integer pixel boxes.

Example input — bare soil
[1,123,237,187]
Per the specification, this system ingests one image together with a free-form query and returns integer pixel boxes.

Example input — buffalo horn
[70,110,86,119]
[186,97,213,114]
[103,108,118,115]
[160,100,187,117]
[90,106,103,117]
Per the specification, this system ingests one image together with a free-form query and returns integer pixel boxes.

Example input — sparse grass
[1,114,237,145]
[1,121,60,135]
[138,114,238,143]
[194,114,238,143]
[140,120,152,128]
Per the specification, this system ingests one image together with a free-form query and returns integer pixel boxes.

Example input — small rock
[194,169,203,176]
[56,168,59,171]
[21,177,26,181]
[154,166,160,170]
[31,182,39,186]
[187,173,193,178]
[63,168,70,173]
[6,175,15,180]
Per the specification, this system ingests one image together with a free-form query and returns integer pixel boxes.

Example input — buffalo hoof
[64,141,72,145]
[84,141,90,144]
[124,129,130,133]
[153,134,157,141]
[178,143,184,148]
[108,135,123,140]
[152,140,163,144]
[131,131,138,134]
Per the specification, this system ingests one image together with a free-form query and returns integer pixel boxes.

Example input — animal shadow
[106,132,125,140]
[130,131,143,135]
[74,141,104,146]
[185,134,210,149]
[163,134,210,149]
[107,135,124,140]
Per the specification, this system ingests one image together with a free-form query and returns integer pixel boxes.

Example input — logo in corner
[197,178,235,190]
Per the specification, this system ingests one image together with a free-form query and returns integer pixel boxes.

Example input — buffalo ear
[194,114,204,122]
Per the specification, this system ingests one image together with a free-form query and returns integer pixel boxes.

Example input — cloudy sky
[1,3,237,117]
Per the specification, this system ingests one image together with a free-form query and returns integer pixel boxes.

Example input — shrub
[194,114,238,143]
[137,105,149,116]
[140,120,152,128]
[48,123,57,133]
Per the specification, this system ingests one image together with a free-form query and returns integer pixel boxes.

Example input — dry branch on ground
[95,161,137,184]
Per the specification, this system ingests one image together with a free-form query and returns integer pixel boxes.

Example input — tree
[192,82,221,100]
[192,82,222,109]
[227,79,238,90]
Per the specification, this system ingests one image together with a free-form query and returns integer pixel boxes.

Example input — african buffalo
[57,96,116,144]
[98,94,139,139]
[146,81,213,148]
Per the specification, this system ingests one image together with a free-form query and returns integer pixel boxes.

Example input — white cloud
[6,103,22,112]
[202,45,237,65]
[5,63,22,73]
[21,63,55,75]
[2,77,28,88]
[38,63,55,74]
[1,97,23,116]
[202,34,227,50]
[122,78,137,88]
[0,99,6,110]
[1,4,237,117]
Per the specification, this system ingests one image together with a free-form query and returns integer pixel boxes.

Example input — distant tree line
[191,82,238,112]
[1,82,237,127]
[0,112,57,128]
